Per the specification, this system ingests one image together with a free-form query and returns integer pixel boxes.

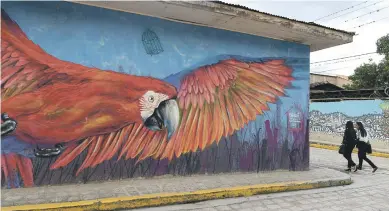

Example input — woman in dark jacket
[354,122,378,173]
[342,121,357,171]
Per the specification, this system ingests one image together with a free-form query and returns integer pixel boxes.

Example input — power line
[311,66,354,74]
[349,15,389,29]
[310,52,377,64]
[344,5,389,22]
[312,56,375,67]
[311,54,379,66]
[313,1,369,22]
[312,66,353,73]
[324,0,385,22]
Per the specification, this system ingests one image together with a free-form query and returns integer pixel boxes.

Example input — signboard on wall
[287,106,303,131]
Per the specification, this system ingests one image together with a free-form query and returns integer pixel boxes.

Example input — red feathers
[1,10,176,185]
[1,11,177,146]
[1,154,33,188]
[162,58,293,160]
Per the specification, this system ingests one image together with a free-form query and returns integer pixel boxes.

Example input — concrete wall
[310,100,389,147]
[1,1,310,189]
[310,74,351,88]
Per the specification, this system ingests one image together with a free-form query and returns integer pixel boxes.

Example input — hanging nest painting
[142,29,164,55]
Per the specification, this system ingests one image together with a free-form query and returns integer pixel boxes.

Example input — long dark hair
[356,122,367,137]
[343,121,356,143]
[345,121,354,131]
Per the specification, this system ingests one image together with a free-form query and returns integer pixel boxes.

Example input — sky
[222,0,389,77]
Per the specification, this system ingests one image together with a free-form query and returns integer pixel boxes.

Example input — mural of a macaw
[1,10,294,187]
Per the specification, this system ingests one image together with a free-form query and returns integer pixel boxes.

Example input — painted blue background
[1,1,309,76]
[310,100,384,116]
[2,1,310,152]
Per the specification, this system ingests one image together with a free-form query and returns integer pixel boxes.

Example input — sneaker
[345,168,351,172]
[373,167,378,173]
[354,165,361,172]
[351,165,357,171]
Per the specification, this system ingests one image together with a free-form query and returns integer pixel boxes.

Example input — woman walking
[342,121,357,171]
[354,122,378,173]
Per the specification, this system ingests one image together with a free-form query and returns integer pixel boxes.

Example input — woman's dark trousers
[358,150,377,168]
[343,144,356,168]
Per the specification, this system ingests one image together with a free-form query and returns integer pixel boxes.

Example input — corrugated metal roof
[212,1,356,36]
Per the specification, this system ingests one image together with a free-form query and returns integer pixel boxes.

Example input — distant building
[310,73,351,88]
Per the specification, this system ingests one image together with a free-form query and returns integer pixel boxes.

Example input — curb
[310,142,389,158]
[2,177,352,211]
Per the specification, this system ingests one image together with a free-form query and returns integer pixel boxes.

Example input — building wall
[1,1,310,189]
[310,74,351,87]
[310,100,389,147]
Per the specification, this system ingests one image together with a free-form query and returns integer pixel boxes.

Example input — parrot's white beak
[144,99,179,139]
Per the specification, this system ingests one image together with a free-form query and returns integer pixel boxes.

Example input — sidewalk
[1,167,351,211]
[309,136,389,153]
[310,139,389,158]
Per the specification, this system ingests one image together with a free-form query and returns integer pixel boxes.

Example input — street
[134,147,389,211]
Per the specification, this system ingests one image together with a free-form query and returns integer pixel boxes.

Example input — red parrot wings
[1,12,294,177]
[163,59,293,160]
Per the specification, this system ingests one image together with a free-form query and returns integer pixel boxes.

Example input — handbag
[366,141,372,154]
[338,144,345,154]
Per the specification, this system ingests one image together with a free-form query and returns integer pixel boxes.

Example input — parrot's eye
[148,96,155,103]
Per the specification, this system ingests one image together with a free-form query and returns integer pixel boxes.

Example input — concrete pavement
[137,147,389,211]
[1,168,350,211]
[2,152,351,211]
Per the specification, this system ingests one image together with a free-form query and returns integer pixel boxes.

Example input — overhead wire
[310,52,377,64]
[311,53,381,76]
[309,2,387,77]
[311,55,378,67]
[311,66,354,74]
[312,1,369,21]
[311,57,378,67]
[323,0,385,22]
[344,5,389,22]
[349,15,389,29]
